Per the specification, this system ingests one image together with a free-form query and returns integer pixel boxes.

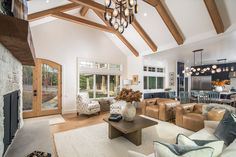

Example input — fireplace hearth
[3,90,20,156]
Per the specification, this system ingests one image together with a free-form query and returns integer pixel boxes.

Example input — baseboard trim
[62,109,77,115]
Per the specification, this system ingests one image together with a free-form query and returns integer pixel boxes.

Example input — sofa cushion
[189,127,218,141]
[154,141,213,157]
[177,134,224,157]
[220,139,236,157]
[214,110,236,146]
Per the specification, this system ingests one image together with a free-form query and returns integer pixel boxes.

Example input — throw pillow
[154,141,213,157]
[176,134,224,157]
[214,110,236,146]
[219,139,236,157]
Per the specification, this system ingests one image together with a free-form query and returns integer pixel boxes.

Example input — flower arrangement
[115,88,142,102]
[212,79,230,87]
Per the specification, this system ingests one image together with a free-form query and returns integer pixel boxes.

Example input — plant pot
[215,86,223,92]
[122,102,136,122]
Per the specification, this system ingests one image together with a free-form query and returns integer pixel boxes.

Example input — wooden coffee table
[103,116,158,146]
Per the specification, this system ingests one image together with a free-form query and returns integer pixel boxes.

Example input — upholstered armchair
[76,92,100,116]
[176,103,205,132]
[141,98,180,121]
[110,100,126,114]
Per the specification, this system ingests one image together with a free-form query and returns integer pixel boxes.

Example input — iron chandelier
[104,0,138,34]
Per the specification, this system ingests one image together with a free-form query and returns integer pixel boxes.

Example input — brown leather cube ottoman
[183,113,205,132]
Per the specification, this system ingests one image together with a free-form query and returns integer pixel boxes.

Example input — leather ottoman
[183,113,205,132]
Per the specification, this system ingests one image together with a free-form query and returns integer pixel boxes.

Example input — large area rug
[54,115,194,157]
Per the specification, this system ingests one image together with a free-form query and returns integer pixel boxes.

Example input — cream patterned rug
[54,115,193,157]
[25,114,65,125]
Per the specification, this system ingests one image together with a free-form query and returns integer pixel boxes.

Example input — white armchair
[110,100,126,114]
[77,92,100,116]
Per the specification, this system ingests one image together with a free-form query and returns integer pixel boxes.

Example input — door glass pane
[96,75,108,98]
[23,66,33,111]
[109,75,120,97]
[149,77,156,89]
[80,74,94,98]
[41,64,58,110]
[157,77,164,89]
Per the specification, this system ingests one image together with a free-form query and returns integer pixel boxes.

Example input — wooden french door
[23,59,62,118]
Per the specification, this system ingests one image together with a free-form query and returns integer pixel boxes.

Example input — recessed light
[143,13,147,17]
[46,0,50,3]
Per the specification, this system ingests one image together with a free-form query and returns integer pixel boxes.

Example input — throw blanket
[202,103,236,116]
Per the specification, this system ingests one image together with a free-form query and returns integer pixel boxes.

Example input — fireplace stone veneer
[0,43,23,156]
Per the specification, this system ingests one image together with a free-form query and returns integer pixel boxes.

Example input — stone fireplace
[0,43,23,156]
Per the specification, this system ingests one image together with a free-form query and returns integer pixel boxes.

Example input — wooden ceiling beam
[51,12,113,33]
[94,10,139,57]
[143,0,184,45]
[204,0,224,34]
[80,7,89,16]
[69,0,112,13]
[28,3,80,21]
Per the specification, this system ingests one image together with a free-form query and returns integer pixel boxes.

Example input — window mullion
[108,75,110,98]
[93,74,96,99]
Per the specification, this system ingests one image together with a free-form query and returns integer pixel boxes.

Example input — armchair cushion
[78,92,90,104]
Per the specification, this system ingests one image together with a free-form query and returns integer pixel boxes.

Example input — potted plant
[115,88,142,121]
[212,80,230,92]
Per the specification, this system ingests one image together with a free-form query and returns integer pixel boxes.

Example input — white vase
[215,86,223,92]
[122,102,136,122]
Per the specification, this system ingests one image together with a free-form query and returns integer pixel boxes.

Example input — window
[157,77,164,89]
[78,60,122,98]
[144,66,164,73]
[144,76,148,89]
[143,76,164,90]
[96,75,108,98]
[79,74,94,98]
[80,74,120,98]
[109,64,121,71]
[79,61,121,71]
[149,77,156,89]
[143,66,147,71]
[109,75,120,97]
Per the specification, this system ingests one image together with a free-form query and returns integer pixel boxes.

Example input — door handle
[33,90,37,96]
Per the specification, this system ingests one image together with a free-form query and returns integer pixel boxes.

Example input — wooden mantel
[0,14,35,65]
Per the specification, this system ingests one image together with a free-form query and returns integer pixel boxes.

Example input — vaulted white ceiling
[28,0,236,56]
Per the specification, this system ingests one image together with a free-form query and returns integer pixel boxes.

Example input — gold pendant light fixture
[104,0,138,34]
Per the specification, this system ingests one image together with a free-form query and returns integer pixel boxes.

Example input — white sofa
[129,121,236,157]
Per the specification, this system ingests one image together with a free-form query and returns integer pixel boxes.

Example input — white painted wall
[31,19,127,114]
[142,31,236,91]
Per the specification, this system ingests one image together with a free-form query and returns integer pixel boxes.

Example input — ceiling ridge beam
[94,10,139,57]
[28,3,80,21]
[51,12,113,33]
[80,7,89,16]
[69,0,111,13]
[143,0,184,45]
[204,0,224,34]
[132,19,157,52]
